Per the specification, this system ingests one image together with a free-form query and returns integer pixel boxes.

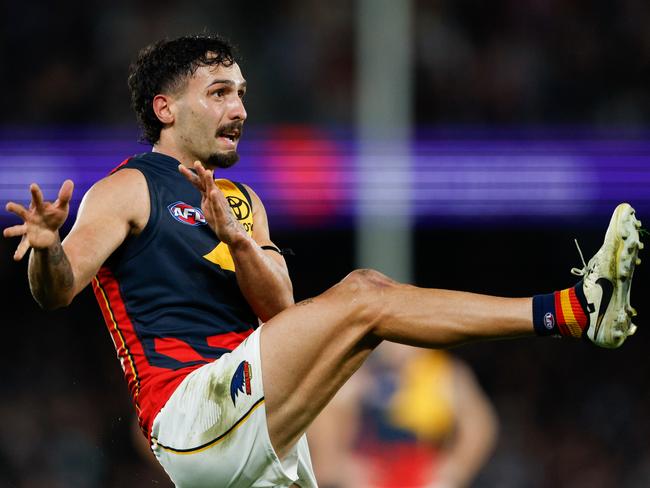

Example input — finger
[179,164,203,191]
[14,235,31,261]
[54,179,74,207]
[5,201,29,220]
[208,187,230,215]
[3,223,27,238]
[194,161,215,187]
[193,160,206,174]
[179,164,199,184]
[198,164,215,191]
[209,188,224,205]
[202,169,213,192]
[194,162,210,191]
[192,160,204,179]
[30,183,45,210]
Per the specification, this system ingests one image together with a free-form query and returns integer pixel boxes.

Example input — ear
[152,94,175,125]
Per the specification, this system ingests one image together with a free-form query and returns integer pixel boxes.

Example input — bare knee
[341,268,396,290]
[334,269,398,329]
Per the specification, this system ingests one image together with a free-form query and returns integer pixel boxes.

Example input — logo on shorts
[544,312,555,330]
[167,201,207,226]
[230,360,253,406]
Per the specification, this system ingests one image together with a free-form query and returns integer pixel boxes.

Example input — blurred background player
[310,343,497,488]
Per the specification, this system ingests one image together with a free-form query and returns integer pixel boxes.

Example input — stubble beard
[206,120,244,168]
[205,149,240,169]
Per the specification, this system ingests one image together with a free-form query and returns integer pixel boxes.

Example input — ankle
[532,283,589,338]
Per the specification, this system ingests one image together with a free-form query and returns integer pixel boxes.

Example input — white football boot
[572,203,643,348]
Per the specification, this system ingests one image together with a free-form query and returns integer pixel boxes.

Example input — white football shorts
[150,327,318,487]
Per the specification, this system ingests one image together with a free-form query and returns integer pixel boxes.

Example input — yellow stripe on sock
[560,289,583,338]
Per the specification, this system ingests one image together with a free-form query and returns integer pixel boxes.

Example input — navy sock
[532,282,589,338]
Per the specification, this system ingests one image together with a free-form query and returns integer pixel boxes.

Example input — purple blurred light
[1,127,649,228]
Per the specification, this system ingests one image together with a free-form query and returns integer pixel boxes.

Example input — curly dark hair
[128,35,238,144]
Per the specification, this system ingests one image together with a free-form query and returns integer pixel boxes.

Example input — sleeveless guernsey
[91,152,257,435]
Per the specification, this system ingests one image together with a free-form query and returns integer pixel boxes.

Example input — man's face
[172,62,247,168]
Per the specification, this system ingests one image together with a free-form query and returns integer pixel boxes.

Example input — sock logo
[544,312,555,329]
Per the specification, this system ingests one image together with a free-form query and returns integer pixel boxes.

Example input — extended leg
[262,203,642,459]
[260,269,532,458]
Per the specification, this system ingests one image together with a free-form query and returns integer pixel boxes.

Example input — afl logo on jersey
[167,201,207,226]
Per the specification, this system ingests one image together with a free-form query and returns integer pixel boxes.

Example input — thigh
[151,329,316,487]
[261,278,382,459]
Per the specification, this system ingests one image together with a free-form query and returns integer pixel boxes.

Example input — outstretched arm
[4,181,76,309]
[3,170,148,310]
[180,161,293,321]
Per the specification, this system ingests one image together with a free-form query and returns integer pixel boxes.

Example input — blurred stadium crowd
[3,0,650,126]
[2,1,650,487]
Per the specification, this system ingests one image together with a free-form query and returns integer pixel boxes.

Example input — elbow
[31,289,75,311]
[283,282,295,307]
[35,296,73,311]
[274,280,295,312]
[280,285,295,312]
[258,289,295,322]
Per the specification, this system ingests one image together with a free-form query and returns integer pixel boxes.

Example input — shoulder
[88,167,148,199]
[237,183,273,240]
[81,168,149,232]
[108,153,150,174]
[111,152,163,168]
[241,183,265,211]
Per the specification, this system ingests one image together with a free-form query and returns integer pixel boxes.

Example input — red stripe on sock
[554,291,569,336]
[568,288,588,329]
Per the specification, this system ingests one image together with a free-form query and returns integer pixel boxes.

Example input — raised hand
[3,180,74,261]
[179,161,247,246]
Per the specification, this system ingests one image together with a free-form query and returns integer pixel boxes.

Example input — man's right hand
[3,180,74,261]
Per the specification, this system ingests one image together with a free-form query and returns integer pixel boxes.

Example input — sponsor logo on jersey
[167,201,207,226]
[544,312,555,329]
[226,195,251,220]
[230,360,253,406]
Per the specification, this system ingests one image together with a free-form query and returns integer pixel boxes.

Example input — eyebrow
[207,79,247,90]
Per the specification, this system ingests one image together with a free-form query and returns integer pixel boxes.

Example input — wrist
[32,231,61,252]
[227,232,254,253]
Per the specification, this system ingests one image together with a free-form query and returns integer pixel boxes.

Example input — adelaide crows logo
[167,201,207,226]
[230,360,253,406]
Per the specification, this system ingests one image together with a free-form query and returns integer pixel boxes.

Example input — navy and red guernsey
[92,152,258,436]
